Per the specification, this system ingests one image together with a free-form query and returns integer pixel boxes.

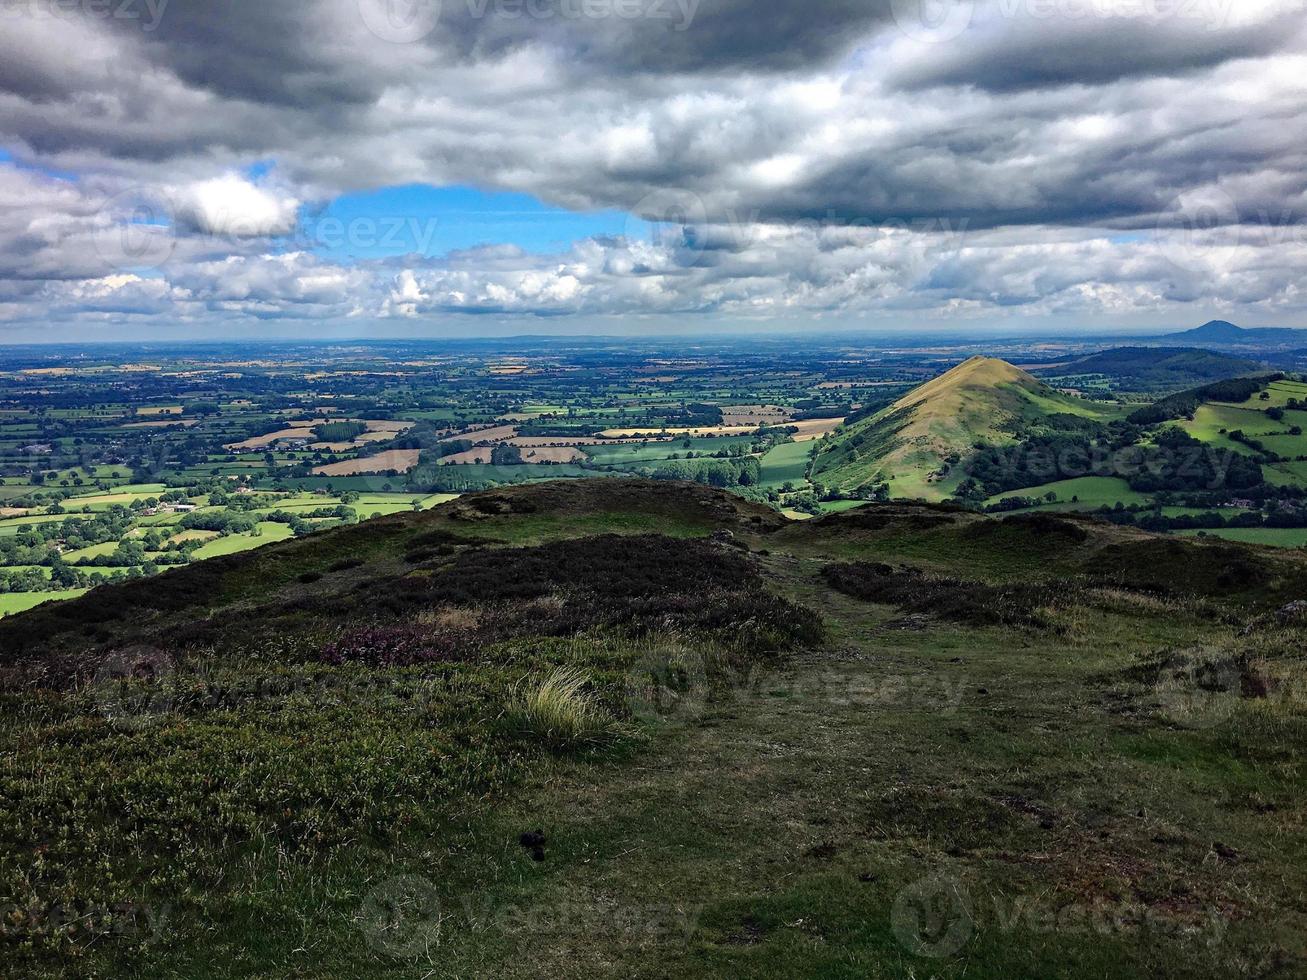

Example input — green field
[814,498,868,514]
[187,522,294,559]
[1265,460,1307,486]
[0,588,87,616]
[986,476,1150,510]
[758,440,812,488]
[583,435,757,466]
[0,482,461,599]
[1178,527,1307,547]
[60,541,119,562]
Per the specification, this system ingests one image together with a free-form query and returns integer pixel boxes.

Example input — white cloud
[174,175,300,237]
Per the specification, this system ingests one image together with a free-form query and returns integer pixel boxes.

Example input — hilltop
[1167,319,1248,342]
[2,478,1305,978]
[810,356,1109,498]
[1161,320,1307,346]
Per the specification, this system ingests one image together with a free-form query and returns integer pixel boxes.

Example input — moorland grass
[2,482,1305,978]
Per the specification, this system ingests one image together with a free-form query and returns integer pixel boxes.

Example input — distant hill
[1043,346,1264,387]
[1162,320,1307,345]
[811,356,1110,498]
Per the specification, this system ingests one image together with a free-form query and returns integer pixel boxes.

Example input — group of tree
[1126,376,1278,426]
[647,457,762,488]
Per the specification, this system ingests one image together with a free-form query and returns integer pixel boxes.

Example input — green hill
[1042,346,1264,389]
[3,479,1307,978]
[811,356,1111,499]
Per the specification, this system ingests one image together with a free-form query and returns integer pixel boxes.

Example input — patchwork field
[312,449,422,476]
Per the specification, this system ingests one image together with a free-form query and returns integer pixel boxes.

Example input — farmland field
[759,440,813,488]
[1,335,1307,623]
[986,476,1151,510]
[1177,526,1307,547]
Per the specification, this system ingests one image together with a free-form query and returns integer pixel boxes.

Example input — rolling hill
[2,479,1306,978]
[810,356,1111,498]
[1040,346,1264,388]
[1161,319,1307,346]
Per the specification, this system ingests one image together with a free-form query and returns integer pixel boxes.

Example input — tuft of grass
[506,666,624,751]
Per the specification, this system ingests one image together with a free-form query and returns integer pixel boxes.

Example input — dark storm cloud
[98,1,388,107]
[891,9,1298,92]
[94,0,894,112]
[433,0,896,74]
[0,0,1305,327]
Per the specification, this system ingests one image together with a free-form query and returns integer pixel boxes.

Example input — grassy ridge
[1,481,1305,977]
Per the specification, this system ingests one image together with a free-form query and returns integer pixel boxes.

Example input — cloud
[887,2,1299,93]
[0,0,1305,330]
[174,175,300,237]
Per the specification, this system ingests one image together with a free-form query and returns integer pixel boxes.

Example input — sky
[0,0,1305,340]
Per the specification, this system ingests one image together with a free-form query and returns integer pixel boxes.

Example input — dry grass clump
[415,605,483,630]
[1085,587,1179,615]
[506,666,624,751]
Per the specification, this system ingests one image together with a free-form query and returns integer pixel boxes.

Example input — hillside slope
[1043,346,1264,388]
[2,479,1306,978]
[811,356,1109,499]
